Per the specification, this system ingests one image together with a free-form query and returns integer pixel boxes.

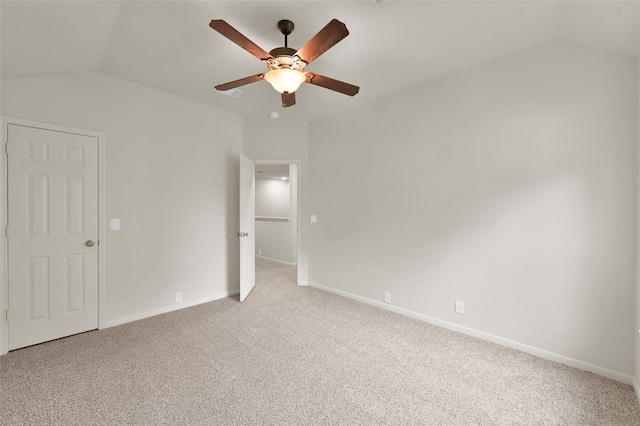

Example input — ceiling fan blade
[305,73,359,96]
[281,92,296,108]
[215,73,264,91]
[294,19,349,66]
[209,20,273,62]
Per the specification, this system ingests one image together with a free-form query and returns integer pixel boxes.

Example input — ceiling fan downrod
[277,19,295,48]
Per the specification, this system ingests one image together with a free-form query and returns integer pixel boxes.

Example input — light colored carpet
[1,257,639,425]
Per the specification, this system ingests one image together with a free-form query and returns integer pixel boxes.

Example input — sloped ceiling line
[1,1,638,121]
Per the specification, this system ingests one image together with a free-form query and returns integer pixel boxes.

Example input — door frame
[254,159,304,286]
[0,117,107,355]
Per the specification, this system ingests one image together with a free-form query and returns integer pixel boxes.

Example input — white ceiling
[2,1,638,122]
[256,164,290,180]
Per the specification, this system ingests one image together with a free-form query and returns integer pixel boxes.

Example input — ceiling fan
[209,18,360,107]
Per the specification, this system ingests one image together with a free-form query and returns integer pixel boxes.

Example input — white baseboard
[256,255,297,266]
[102,289,239,329]
[633,377,640,404]
[308,282,634,386]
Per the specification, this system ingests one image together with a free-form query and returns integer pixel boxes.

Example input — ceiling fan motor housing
[266,47,307,71]
[264,20,307,72]
[277,20,295,36]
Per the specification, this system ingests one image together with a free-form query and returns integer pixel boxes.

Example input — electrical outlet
[455,300,465,315]
[175,292,182,303]
[384,292,391,304]
[258,249,262,256]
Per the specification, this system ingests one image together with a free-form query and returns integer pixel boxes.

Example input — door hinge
[4,226,7,238]
[4,142,7,155]
[5,310,8,322]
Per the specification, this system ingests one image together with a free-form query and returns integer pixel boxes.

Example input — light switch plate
[310,215,317,223]
[110,218,120,231]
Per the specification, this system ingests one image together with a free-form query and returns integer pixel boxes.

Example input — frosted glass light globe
[264,69,306,94]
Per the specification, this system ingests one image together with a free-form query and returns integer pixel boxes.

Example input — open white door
[239,154,255,301]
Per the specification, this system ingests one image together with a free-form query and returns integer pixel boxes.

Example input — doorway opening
[254,161,299,286]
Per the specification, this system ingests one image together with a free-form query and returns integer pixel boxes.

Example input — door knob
[85,240,96,247]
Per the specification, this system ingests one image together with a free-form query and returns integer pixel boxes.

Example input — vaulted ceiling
[2,1,638,122]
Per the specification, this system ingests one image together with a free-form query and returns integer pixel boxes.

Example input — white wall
[636,56,640,395]
[255,177,296,264]
[256,178,289,218]
[256,220,295,264]
[1,72,242,325]
[243,119,308,282]
[309,39,638,378]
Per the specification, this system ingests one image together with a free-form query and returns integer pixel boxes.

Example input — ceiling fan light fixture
[209,19,359,106]
[264,69,306,94]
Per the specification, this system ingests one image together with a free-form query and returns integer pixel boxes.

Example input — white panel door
[7,124,99,350]
[239,154,255,302]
